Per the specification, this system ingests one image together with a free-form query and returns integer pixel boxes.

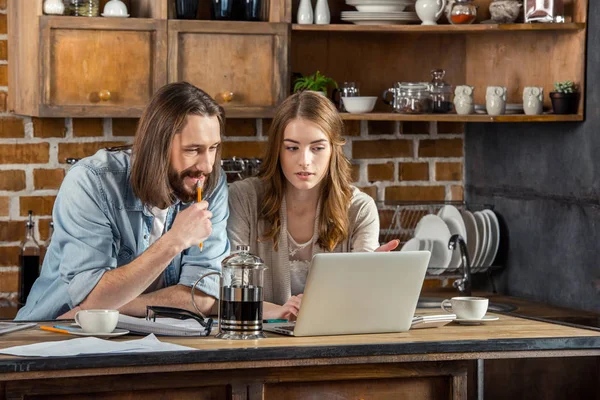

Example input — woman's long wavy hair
[130,82,224,209]
[259,91,353,251]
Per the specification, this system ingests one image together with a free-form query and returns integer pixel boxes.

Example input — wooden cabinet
[168,21,289,118]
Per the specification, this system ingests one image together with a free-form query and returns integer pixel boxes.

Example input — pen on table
[196,180,203,252]
[263,319,288,323]
[53,325,79,331]
[40,326,71,335]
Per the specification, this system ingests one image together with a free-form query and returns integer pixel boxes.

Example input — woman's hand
[263,295,303,321]
[375,239,400,252]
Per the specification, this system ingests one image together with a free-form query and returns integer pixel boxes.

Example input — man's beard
[168,166,205,203]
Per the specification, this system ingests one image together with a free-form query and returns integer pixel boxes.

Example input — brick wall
[0,2,464,317]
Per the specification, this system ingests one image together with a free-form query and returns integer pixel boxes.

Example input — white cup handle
[441,299,453,313]
[74,310,82,326]
[436,0,447,19]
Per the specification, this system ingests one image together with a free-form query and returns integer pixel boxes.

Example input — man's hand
[168,201,213,250]
[375,239,400,252]
[263,295,303,321]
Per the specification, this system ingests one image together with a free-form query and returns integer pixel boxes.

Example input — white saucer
[454,316,499,325]
[69,328,130,338]
[101,13,130,17]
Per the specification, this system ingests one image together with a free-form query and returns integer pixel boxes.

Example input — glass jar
[448,0,477,25]
[64,0,100,16]
[429,69,453,114]
[398,83,432,114]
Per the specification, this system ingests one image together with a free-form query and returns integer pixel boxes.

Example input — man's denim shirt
[16,150,230,321]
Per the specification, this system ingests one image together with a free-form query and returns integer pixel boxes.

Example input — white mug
[523,86,544,115]
[453,85,474,115]
[441,296,488,320]
[75,309,119,333]
[486,86,507,116]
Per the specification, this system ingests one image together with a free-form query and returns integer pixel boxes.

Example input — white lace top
[288,230,315,295]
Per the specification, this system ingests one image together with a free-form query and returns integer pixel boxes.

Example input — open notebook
[117,315,208,336]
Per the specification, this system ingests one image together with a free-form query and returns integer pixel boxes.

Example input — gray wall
[465,5,600,313]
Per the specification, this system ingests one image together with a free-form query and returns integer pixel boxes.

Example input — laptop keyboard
[276,325,296,332]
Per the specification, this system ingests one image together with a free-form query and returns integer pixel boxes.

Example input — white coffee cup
[75,309,119,333]
[441,296,488,320]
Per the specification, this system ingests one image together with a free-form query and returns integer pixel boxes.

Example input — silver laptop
[264,251,430,337]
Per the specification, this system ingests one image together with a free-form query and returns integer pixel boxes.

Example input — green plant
[553,81,578,94]
[293,71,338,93]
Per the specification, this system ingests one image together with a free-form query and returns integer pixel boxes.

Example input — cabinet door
[168,21,289,118]
[39,17,167,117]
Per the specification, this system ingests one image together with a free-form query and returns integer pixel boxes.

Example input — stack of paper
[117,315,208,336]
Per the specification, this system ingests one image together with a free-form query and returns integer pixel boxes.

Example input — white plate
[401,237,421,251]
[474,103,524,115]
[472,212,488,268]
[342,19,417,24]
[482,210,500,268]
[414,215,452,273]
[69,328,130,338]
[437,206,467,272]
[460,210,478,266]
[101,13,130,17]
[454,315,499,325]
[478,211,493,271]
[353,5,407,11]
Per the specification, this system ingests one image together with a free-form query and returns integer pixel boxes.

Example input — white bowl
[103,0,129,17]
[342,96,377,113]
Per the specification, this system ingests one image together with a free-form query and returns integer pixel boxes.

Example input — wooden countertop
[0,310,599,377]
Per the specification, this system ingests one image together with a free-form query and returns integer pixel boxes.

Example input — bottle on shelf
[19,211,40,306]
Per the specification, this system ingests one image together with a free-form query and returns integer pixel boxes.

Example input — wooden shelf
[292,23,586,33]
[339,113,584,122]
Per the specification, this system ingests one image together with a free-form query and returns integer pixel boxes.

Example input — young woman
[227,91,398,320]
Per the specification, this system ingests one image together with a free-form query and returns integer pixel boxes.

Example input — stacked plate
[342,0,419,25]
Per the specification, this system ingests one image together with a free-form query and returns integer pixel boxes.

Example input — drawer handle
[99,90,112,101]
[220,91,234,103]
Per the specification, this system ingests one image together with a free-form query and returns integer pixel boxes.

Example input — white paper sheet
[0,334,196,357]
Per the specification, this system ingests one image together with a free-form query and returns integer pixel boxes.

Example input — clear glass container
[448,0,477,25]
[64,0,100,16]
[398,83,432,114]
[19,211,40,305]
[429,69,454,114]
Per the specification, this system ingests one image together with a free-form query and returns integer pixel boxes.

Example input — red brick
[0,144,50,164]
[0,246,19,266]
[399,162,429,181]
[436,162,463,181]
[225,119,257,137]
[58,141,128,162]
[0,117,25,138]
[73,118,104,137]
[32,118,66,138]
[0,197,8,216]
[352,140,412,159]
[368,162,394,182]
[39,219,54,242]
[0,0,6,11]
[0,271,18,292]
[112,118,139,137]
[0,65,7,86]
[368,121,396,135]
[402,121,430,134]
[0,40,7,61]
[385,186,445,201]
[19,196,57,217]
[0,91,7,113]
[351,164,360,182]
[344,120,360,137]
[0,170,26,191]
[451,185,464,201]
[0,14,5,35]
[0,220,26,242]
[423,279,443,289]
[419,139,463,158]
[438,122,465,134]
[34,168,66,190]
[222,141,266,159]
[357,186,377,200]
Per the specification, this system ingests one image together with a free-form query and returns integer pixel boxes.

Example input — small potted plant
[549,80,580,115]
[293,71,338,96]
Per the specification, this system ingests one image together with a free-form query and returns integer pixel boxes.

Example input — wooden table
[1,311,599,400]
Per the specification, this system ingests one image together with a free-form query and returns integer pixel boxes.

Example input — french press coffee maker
[192,245,267,339]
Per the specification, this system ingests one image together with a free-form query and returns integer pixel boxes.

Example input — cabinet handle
[99,90,112,101]
[221,91,234,103]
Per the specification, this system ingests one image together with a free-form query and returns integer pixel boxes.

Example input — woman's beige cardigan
[227,177,380,305]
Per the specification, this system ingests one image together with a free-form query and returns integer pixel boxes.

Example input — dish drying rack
[221,157,261,183]
[377,201,504,295]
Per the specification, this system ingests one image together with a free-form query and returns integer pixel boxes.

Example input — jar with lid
[398,83,432,114]
[429,69,453,114]
[447,0,477,24]
[63,0,100,16]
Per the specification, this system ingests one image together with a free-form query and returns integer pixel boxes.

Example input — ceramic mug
[523,86,544,115]
[442,296,488,320]
[75,309,119,333]
[453,85,474,115]
[486,86,507,116]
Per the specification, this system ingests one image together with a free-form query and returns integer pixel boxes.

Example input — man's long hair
[130,82,224,209]
[259,91,353,252]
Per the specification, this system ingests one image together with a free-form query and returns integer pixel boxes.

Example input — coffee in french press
[19,210,40,305]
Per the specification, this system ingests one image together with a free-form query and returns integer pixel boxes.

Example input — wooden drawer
[38,16,167,117]
[168,21,289,118]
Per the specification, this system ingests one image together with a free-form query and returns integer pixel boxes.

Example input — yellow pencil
[196,181,203,252]
[40,325,70,335]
